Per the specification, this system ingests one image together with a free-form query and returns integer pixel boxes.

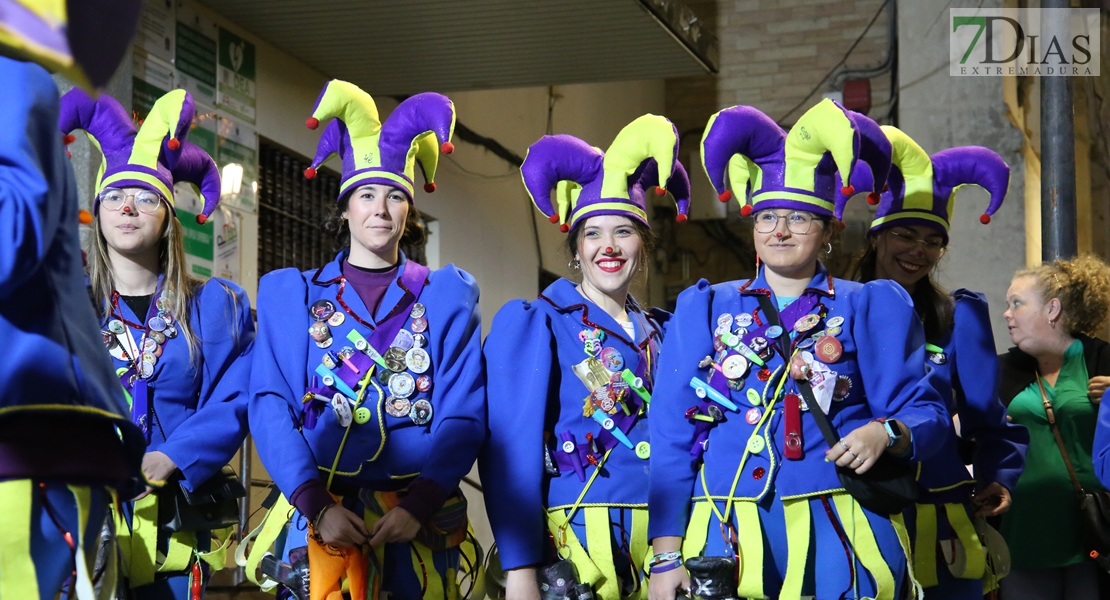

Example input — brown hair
[87,206,203,362]
[846,234,954,344]
[323,192,427,253]
[1016,254,1110,336]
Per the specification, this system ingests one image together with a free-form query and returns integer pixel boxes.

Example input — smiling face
[751,209,831,278]
[872,225,947,291]
[344,183,410,258]
[575,215,643,298]
[98,186,169,258]
[1003,275,1061,354]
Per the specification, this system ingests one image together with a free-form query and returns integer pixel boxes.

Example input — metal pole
[233,435,253,586]
[1040,1,1078,261]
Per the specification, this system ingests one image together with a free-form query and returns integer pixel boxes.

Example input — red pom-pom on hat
[424,183,436,193]
[718,190,732,203]
[740,205,753,217]
[441,142,454,154]
[559,224,570,233]
[306,117,319,130]
[304,167,316,179]
[676,213,688,223]
[167,138,180,151]
[195,213,208,225]
[655,187,667,196]
[841,185,855,197]
[63,134,76,145]
[548,214,559,223]
[78,209,93,225]
[980,213,991,225]
[867,192,881,205]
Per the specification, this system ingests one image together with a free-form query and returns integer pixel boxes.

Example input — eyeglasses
[98,188,163,214]
[885,228,947,256]
[752,210,821,235]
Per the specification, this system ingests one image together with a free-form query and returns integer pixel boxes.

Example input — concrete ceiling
[196,0,718,95]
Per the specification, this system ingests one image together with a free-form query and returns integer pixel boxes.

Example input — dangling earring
[569,257,581,270]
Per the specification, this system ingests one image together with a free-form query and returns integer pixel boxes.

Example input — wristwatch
[875,417,902,448]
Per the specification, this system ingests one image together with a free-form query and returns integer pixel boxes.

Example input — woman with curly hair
[998,254,1110,600]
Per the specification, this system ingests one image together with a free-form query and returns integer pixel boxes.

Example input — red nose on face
[605,247,613,254]
[122,206,132,213]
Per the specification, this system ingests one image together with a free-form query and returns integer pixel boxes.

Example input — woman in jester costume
[0,2,148,598]
[647,99,950,600]
[60,87,255,599]
[247,80,486,600]
[846,126,1028,599]
[481,115,689,600]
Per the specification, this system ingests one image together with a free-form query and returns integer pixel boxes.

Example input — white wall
[897,0,1027,353]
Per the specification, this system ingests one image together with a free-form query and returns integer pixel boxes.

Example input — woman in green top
[997,254,1110,600]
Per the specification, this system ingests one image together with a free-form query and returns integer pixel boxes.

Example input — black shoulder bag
[1036,375,1110,570]
[757,295,917,515]
[159,465,246,532]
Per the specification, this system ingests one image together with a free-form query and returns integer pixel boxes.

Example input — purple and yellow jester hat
[0,0,141,90]
[700,98,892,221]
[303,80,456,201]
[520,114,689,233]
[59,87,222,224]
[860,126,1010,242]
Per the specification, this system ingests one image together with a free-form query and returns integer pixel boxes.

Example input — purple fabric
[702,101,892,218]
[395,477,449,524]
[58,89,138,170]
[170,140,221,219]
[289,477,334,521]
[520,129,687,229]
[520,135,603,217]
[0,413,128,484]
[64,0,143,88]
[870,144,1010,239]
[0,0,69,56]
[308,89,454,201]
[342,262,398,317]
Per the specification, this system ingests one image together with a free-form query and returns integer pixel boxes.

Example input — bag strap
[755,294,841,449]
[1036,374,1086,498]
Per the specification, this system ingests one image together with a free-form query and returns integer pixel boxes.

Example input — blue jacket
[648,264,949,540]
[0,56,144,491]
[914,290,1027,502]
[480,278,670,570]
[249,251,486,500]
[101,277,254,490]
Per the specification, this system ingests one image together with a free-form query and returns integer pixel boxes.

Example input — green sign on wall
[217,27,256,124]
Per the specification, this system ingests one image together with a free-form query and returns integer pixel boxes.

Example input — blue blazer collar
[539,278,650,348]
[311,248,411,324]
[739,262,836,299]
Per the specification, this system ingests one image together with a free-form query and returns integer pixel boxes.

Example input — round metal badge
[405,348,431,374]
[385,396,411,418]
[410,317,428,333]
[310,300,336,322]
[388,372,416,398]
[410,399,433,425]
[410,303,427,319]
[392,329,415,352]
[599,347,625,372]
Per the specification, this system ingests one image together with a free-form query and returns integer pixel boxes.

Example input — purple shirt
[342,260,398,318]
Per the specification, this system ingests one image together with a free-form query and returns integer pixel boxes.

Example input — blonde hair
[87,206,202,363]
[1016,253,1110,337]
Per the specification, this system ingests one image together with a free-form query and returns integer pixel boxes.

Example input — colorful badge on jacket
[0,0,141,90]
[700,98,892,220]
[835,126,1010,242]
[59,88,221,224]
[302,80,456,201]
[520,114,691,232]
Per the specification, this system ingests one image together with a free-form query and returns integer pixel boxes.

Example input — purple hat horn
[521,135,604,232]
[171,141,222,224]
[379,92,456,193]
[58,87,137,163]
[304,119,347,179]
[700,106,785,214]
[635,159,691,221]
[930,146,1011,225]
